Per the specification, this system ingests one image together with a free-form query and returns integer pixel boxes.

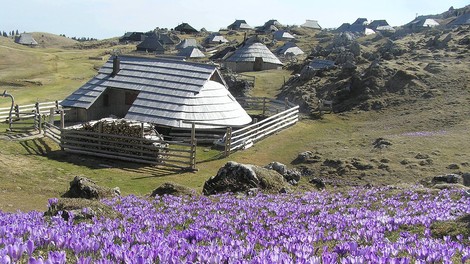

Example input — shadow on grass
[18,137,186,178]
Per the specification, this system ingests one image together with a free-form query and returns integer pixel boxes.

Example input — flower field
[1,187,469,263]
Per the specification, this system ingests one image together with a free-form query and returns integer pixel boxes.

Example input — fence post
[35,102,40,132]
[49,108,55,124]
[55,100,59,110]
[224,127,232,157]
[284,97,289,110]
[14,104,19,119]
[262,97,267,117]
[60,110,65,129]
[190,122,197,171]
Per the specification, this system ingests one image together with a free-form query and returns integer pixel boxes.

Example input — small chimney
[112,56,120,76]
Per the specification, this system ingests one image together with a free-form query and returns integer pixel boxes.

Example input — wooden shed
[223,42,283,72]
[60,56,252,129]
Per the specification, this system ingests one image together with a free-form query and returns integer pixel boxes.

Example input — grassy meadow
[0,33,469,214]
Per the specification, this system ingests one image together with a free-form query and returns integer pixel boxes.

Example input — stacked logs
[65,118,167,158]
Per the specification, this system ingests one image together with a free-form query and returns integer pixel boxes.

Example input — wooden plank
[61,144,160,161]
[232,107,299,137]
[61,138,162,154]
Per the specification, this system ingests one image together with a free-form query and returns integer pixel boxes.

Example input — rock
[150,182,196,197]
[265,162,302,184]
[463,173,470,187]
[203,161,289,195]
[62,176,120,200]
[44,198,120,222]
[400,159,412,165]
[373,138,392,149]
[415,153,430,159]
[419,159,434,166]
[309,178,326,189]
[447,163,461,170]
[292,151,322,164]
[322,159,344,168]
[433,183,469,191]
[432,174,463,185]
[351,158,374,170]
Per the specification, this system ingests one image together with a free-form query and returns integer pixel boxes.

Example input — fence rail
[0,100,62,123]
[42,111,197,171]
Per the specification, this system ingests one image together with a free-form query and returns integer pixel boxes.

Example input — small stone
[415,153,430,159]
[419,159,434,166]
[309,178,326,189]
[447,164,460,170]
[380,158,390,163]
[401,159,412,165]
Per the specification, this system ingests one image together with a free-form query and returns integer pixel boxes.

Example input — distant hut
[176,38,203,50]
[300,20,322,30]
[448,13,470,26]
[273,30,295,41]
[408,18,440,30]
[257,19,282,33]
[227,20,253,30]
[368,20,395,32]
[119,32,146,43]
[205,33,229,45]
[174,23,199,34]
[178,47,205,58]
[224,42,283,72]
[60,56,251,129]
[14,33,38,46]
[209,46,237,61]
[136,33,165,53]
[275,42,304,56]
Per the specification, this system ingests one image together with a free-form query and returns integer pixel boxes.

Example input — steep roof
[205,33,229,44]
[15,33,38,45]
[275,42,304,56]
[448,13,470,26]
[176,38,202,50]
[228,19,253,30]
[410,18,440,27]
[308,59,335,70]
[301,20,322,29]
[273,30,295,40]
[178,47,205,58]
[136,33,165,52]
[61,56,251,128]
[174,23,199,34]
[368,20,389,30]
[225,42,283,65]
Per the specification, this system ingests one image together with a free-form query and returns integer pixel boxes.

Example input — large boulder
[150,182,196,197]
[203,161,290,195]
[62,176,120,200]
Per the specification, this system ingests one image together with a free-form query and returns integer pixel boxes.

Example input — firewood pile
[64,118,168,158]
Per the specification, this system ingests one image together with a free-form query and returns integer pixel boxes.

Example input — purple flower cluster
[0,187,469,263]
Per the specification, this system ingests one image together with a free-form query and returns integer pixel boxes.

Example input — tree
[15,30,19,35]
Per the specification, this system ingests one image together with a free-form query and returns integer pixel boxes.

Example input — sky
[1,0,468,39]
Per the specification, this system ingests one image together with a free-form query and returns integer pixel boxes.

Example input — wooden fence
[0,101,61,121]
[209,97,300,156]
[43,110,197,171]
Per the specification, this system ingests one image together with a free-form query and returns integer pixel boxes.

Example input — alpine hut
[224,42,283,72]
[273,30,295,41]
[204,33,229,45]
[14,33,38,46]
[174,22,199,34]
[227,20,253,31]
[60,56,251,129]
[136,33,165,53]
[177,47,205,58]
[119,32,146,43]
[448,13,470,26]
[275,42,304,56]
[300,20,322,30]
[408,18,440,30]
[176,38,203,50]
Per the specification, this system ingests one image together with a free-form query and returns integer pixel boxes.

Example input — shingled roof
[61,56,251,128]
[225,42,283,65]
[15,33,38,46]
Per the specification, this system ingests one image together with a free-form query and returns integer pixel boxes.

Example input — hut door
[254,57,263,71]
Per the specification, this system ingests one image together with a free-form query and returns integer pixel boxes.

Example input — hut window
[103,94,109,107]
[125,92,138,105]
